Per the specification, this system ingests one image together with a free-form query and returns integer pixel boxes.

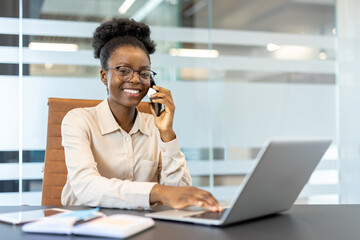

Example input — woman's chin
[109,98,141,108]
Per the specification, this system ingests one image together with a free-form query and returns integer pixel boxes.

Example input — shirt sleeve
[157,134,192,186]
[61,110,157,210]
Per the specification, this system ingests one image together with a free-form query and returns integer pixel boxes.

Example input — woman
[61,18,221,212]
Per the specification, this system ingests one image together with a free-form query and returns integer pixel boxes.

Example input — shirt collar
[129,110,151,136]
[97,99,151,136]
[97,99,119,135]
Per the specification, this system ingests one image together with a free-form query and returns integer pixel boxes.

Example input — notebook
[22,209,155,238]
[146,138,332,226]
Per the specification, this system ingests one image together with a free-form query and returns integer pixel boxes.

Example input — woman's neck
[107,98,137,133]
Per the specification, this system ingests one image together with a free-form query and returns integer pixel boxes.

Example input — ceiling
[24,0,336,83]
[35,0,335,35]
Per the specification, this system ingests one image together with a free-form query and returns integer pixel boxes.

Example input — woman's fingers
[149,86,175,118]
[150,87,174,103]
[151,99,174,115]
[200,202,221,212]
[174,197,215,211]
[150,92,174,106]
[186,197,222,212]
[151,185,222,212]
[191,189,218,205]
[153,85,170,95]
[194,194,222,211]
[180,188,223,212]
[151,98,172,109]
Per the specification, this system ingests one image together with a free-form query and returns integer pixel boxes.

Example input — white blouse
[61,99,192,209]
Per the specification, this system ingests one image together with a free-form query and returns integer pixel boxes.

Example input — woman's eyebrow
[139,66,151,70]
[115,62,129,67]
[114,63,150,69]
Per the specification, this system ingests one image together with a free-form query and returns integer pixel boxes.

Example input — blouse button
[161,148,166,152]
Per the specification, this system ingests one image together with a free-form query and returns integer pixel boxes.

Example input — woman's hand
[149,85,176,142]
[150,184,223,212]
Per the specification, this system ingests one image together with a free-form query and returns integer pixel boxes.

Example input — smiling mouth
[123,88,141,96]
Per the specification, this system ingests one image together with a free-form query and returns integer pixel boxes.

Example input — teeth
[123,89,140,94]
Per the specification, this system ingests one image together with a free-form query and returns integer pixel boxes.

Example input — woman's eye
[118,69,130,75]
[140,72,151,78]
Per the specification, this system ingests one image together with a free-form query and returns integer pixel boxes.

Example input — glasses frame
[105,66,157,83]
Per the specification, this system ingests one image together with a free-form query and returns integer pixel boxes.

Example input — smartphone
[149,77,162,117]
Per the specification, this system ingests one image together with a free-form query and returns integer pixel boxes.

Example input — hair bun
[92,18,156,59]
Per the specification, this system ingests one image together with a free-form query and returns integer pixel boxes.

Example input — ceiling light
[332,28,336,35]
[166,0,177,4]
[169,48,219,58]
[132,0,163,21]
[28,42,79,52]
[44,63,53,69]
[119,0,136,14]
[273,45,314,60]
[319,51,327,60]
[266,43,280,52]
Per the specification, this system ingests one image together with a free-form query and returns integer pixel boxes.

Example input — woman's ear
[100,69,107,86]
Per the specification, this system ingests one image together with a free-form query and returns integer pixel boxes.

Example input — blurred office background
[0,0,359,205]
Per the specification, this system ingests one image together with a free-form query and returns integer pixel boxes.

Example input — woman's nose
[128,72,141,84]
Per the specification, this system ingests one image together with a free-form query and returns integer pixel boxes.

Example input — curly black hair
[92,18,156,68]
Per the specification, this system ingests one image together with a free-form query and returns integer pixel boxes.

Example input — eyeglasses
[105,66,157,83]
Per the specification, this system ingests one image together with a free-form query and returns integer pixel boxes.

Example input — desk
[0,205,359,240]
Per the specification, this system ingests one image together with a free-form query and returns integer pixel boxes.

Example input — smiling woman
[60,18,222,212]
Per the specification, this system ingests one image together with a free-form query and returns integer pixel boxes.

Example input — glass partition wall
[0,0,340,205]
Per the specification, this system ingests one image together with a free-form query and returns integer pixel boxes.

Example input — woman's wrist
[150,184,166,204]
[159,129,176,142]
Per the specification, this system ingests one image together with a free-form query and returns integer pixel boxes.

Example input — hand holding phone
[148,78,162,116]
[147,79,177,142]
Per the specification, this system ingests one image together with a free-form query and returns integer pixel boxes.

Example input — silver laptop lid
[221,138,332,225]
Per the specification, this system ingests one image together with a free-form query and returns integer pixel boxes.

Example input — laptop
[146,138,332,226]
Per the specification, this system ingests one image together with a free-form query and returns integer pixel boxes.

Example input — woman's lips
[123,88,141,97]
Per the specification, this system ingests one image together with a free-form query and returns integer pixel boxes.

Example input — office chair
[41,98,152,206]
